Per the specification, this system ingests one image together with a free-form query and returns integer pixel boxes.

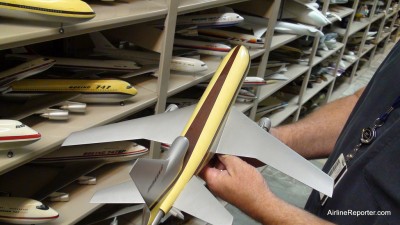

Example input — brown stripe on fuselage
[182,46,240,165]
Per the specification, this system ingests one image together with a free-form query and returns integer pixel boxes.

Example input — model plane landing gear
[59,23,64,34]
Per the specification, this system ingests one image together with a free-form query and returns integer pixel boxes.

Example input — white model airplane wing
[236,15,268,38]
[173,176,233,225]
[63,105,196,146]
[216,107,333,197]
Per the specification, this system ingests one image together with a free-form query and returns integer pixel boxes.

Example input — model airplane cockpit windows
[36,204,50,210]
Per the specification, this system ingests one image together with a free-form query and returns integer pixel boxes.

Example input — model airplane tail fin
[90,32,117,49]
[130,137,189,207]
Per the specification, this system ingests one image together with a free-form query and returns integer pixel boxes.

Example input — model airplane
[275,21,324,37]
[176,12,244,28]
[0,120,41,157]
[8,54,140,73]
[35,141,148,163]
[0,57,55,92]
[174,38,231,56]
[0,0,95,32]
[31,141,148,201]
[90,32,208,74]
[195,28,264,48]
[282,0,330,27]
[5,78,137,104]
[0,197,58,224]
[63,46,333,225]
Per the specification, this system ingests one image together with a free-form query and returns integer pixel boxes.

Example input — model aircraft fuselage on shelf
[0,197,58,224]
[0,0,95,24]
[7,78,137,103]
[35,141,148,163]
[0,119,41,150]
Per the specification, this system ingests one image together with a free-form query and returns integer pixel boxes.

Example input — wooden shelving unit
[0,0,398,224]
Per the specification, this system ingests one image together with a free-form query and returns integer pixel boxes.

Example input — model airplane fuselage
[6,78,137,103]
[8,54,140,73]
[0,197,58,224]
[0,120,41,149]
[148,46,248,223]
[90,32,208,73]
[0,57,55,92]
[0,0,95,24]
[176,12,244,28]
[35,141,148,163]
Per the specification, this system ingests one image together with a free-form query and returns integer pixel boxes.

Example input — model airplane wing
[90,175,232,225]
[215,107,333,197]
[63,104,332,196]
[173,176,233,225]
[63,105,195,147]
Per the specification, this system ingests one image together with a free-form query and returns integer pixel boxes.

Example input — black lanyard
[346,95,400,162]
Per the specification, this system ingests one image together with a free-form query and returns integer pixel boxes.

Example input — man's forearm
[272,88,364,159]
[255,190,334,225]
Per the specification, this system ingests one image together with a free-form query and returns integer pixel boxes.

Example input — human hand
[201,155,273,221]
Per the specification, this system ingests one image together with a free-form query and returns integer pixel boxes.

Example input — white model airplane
[90,32,208,74]
[63,46,333,225]
[176,12,244,28]
[0,57,55,92]
[275,21,324,37]
[0,120,41,157]
[0,0,95,32]
[282,0,331,27]
[174,38,231,56]
[8,53,140,73]
[31,141,148,201]
[0,197,58,224]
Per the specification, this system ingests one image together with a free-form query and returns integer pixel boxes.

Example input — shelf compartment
[269,103,299,127]
[0,0,169,50]
[360,44,376,57]
[300,74,335,105]
[270,34,301,51]
[258,64,309,102]
[0,83,158,176]
[312,42,344,67]
[328,6,354,23]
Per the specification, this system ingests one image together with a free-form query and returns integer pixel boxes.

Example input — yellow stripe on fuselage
[11,79,137,96]
[146,45,250,224]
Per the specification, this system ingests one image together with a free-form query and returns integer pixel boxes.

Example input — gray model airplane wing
[62,105,195,147]
[173,176,233,225]
[90,180,145,204]
[216,107,334,197]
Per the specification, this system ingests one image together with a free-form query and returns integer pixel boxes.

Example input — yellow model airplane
[7,78,137,104]
[0,0,95,32]
[63,46,333,225]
